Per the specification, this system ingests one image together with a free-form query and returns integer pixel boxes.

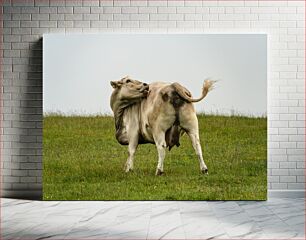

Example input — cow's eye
[126,79,131,83]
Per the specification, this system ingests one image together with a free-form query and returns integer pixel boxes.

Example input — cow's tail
[172,79,215,103]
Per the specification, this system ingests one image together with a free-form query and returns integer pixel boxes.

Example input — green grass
[43,114,267,200]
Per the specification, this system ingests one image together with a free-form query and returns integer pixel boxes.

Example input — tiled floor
[2,198,305,239]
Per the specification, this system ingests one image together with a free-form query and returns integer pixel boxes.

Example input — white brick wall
[1,0,305,198]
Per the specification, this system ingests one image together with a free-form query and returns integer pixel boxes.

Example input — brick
[271,183,288,189]
[219,14,244,21]
[65,14,83,20]
[279,142,296,149]
[279,7,297,13]
[12,43,29,50]
[74,21,90,28]
[185,0,202,6]
[138,7,157,13]
[121,20,139,28]
[206,16,223,22]
[90,21,107,28]
[289,121,305,128]
[131,0,147,6]
[20,177,36,183]
[31,13,49,20]
[280,162,296,169]
[150,14,167,21]
[268,162,279,169]
[177,7,196,14]
[49,14,64,20]
[12,14,31,20]
[268,176,279,183]
[12,0,34,6]
[103,6,121,13]
[288,155,304,161]
[158,7,176,14]
[288,106,304,113]
[113,14,129,20]
[12,28,31,35]
[297,162,305,168]
[65,0,82,6]
[139,20,158,28]
[31,28,49,35]
[288,183,305,189]
[12,170,28,177]
[49,0,65,6]
[57,6,73,14]
[4,176,20,183]
[83,0,99,6]
[185,14,202,21]
[279,128,297,135]
[269,148,287,155]
[83,13,99,20]
[177,21,194,28]
[21,6,39,13]
[90,6,104,13]
[130,14,149,21]
[74,7,90,13]
[121,7,138,13]
[289,169,304,176]
[167,0,184,6]
[251,7,279,14]
[280,176,296,183]
[3,35,21,42]
[218,1,244,6]
[40,6,57,13]
[210,21,234,28]
[39,21,57,28]
[3,6,21,13]
[35,0,49,6]
[297,176,305,183]
[99,13,113,20]
[272,169,289,176]
[196,7,209,14]
[20,21,39,28]
[148,0,167,6]
[169,14,184,21]
[3,21,20,28]
[234,7,250,13]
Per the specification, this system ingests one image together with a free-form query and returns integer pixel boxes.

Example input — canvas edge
[2,190,42,200]
[1,190,304,200]
[268,190,305,199]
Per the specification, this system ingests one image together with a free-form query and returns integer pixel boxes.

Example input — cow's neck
[113,101,140,131]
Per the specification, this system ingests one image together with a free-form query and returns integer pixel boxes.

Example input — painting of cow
[110,76,214,175]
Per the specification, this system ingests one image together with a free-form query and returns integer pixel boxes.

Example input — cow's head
[110,76,149,101]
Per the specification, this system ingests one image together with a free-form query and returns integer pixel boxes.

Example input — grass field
[43,114,267,200]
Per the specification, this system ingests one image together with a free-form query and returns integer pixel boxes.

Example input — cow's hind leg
[187,130,208,174]
[180,110,208,174]
[153,132,167,176]
[125,139,138,172]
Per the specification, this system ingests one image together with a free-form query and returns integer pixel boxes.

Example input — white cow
[110,76,214,175]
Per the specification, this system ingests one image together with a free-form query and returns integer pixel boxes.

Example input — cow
[110,76,214,175]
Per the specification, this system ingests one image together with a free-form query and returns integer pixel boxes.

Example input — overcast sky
[43,34,267,117]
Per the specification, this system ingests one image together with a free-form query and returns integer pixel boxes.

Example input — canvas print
[43,34,267,200]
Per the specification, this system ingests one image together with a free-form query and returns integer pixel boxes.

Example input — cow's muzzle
[141,83,149,97]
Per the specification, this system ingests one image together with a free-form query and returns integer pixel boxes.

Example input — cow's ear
[110,81,118,88]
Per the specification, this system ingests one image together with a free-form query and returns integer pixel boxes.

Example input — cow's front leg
[125,139,138,172]
[153,132,167,176]
[188,131,208,174]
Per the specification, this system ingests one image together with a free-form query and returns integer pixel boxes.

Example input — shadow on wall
[13,38,43,200]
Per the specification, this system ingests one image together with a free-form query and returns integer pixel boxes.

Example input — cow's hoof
[201,169,208,175]
[156,169,164,176]
[124,167,133,173]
